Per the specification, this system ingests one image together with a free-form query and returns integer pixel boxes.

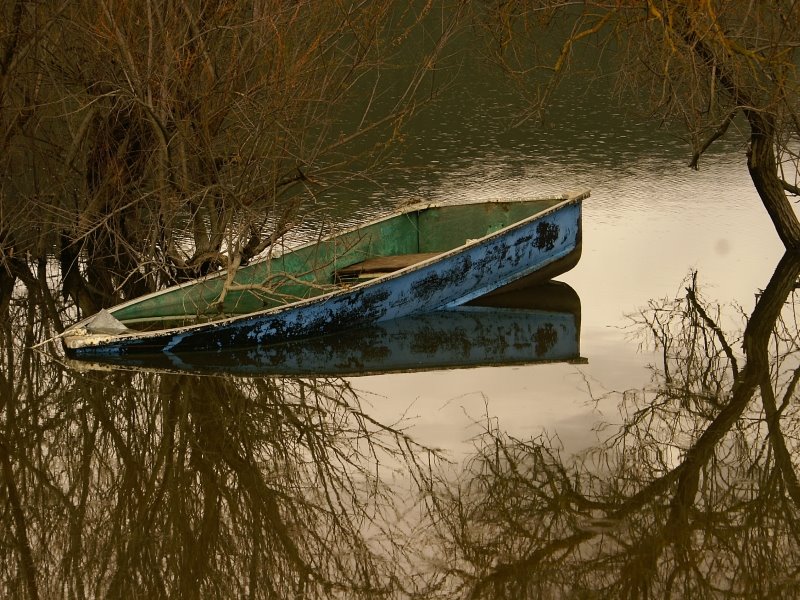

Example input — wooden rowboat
[63,191,588,358]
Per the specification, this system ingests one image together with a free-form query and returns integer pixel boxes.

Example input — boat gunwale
[63,191,589,349]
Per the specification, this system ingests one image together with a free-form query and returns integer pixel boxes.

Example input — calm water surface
[4,59,798,599]
[347,81,785,458]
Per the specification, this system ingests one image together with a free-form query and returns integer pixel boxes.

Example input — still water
[4,60,799,600]
[345,80,786,459]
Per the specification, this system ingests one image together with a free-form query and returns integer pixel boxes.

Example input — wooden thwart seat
[335,252,440,282]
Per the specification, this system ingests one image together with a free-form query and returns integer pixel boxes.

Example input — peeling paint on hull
[65,282,584,376]
[64,194,586,358]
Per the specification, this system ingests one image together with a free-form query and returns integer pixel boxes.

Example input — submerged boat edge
[63,191,589,357]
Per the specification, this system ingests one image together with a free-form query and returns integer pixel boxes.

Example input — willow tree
[0,1,461,321]
[478,0,800,248]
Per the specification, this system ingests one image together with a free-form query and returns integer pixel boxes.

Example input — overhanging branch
[688,109,737,170]
[782,179,800,196]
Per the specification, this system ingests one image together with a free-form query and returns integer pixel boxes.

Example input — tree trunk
[746,112,800,250]
[59,234,100,318]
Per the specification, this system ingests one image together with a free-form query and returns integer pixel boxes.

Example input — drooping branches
[477,0,800,248]
[0,1,465,317]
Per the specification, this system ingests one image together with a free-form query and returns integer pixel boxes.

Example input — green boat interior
[110,199,562,329]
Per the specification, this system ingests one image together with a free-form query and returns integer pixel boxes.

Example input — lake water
[336,78,786,459]
[5,45,799,600]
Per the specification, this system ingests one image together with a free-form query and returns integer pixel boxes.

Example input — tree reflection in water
[5,255,800,598]
[0,283,437,598]
[428,253,800,599]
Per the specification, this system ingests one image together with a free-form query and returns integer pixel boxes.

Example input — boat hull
[66,283,584,375]
[64,195,585,357]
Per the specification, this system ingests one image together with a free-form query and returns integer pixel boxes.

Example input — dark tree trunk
[672,7,800,251]
[0,268,14,319]
[745,114,800,250]
[59,234,100,318]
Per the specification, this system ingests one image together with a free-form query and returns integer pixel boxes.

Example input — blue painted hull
[65,283,583,374]
[64,195,584,357]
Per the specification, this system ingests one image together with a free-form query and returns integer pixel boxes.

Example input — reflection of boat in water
[68,282,584,377]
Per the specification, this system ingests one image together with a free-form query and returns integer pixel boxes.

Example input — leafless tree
[1,1,464,317]
[476,1,800,248]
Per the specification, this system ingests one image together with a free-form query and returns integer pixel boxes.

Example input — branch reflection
[430,253,800,599]
[0,280,437,598]
[7,252,800,598]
